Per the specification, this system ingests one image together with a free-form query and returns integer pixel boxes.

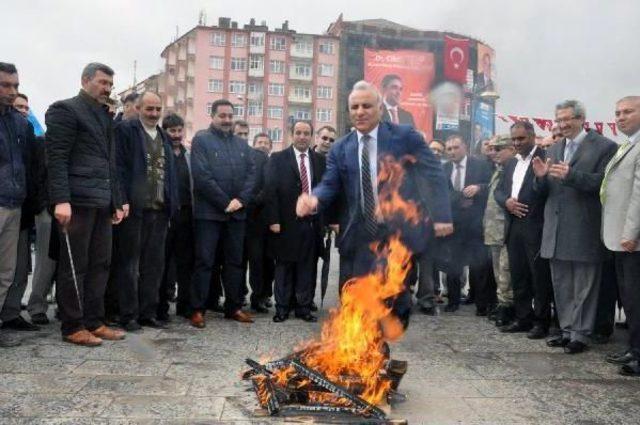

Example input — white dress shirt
[383,101,398,123]
[293,147,312,192]
[450,155,468,190]
[511,146,537,199]
[563,129,587,162]
[629,128,640,145]
[356,125,379,208]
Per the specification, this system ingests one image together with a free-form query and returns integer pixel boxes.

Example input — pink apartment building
[159,18,340,150]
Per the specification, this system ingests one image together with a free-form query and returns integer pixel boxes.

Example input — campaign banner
[473,100,495,138]
[364,48,435,140]
[475,43,496,94]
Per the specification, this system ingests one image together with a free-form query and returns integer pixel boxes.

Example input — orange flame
[281,155,421,405]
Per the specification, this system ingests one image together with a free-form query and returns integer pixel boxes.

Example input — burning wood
[245,157,415,421]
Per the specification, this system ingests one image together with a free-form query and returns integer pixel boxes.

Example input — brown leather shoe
[190,311,205,328]
[227,310,254,323]
[63,329,102,347]
[91,325,125,341]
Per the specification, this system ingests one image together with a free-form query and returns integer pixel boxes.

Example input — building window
[292,85,311,99]
[250,33,265,47]
[267,127,282,142]
[229,80,246,94]
[317,86,333,99]
[293,63,311,77]
[249,54,264,70]
[270,36,286,51]
[318,63,334,77]
[231,33,246,47]
[248,82,263,95]
[293,108,311,120]
[294,39,313,55]
[230,57,247,71]
[268,83,284,96]
[269,60,285,74]
[316,108,332,122]
[210,32,226,46]
[233,104,245,118]
[206,102,213,115]
[319,40,335,55]
[247,100,263,117]
[249,126,263,141]
[267,106,283,119]
[208,79,224,93]
[209,56,224,69]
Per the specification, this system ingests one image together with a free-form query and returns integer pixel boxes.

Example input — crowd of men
[0,60,639,377]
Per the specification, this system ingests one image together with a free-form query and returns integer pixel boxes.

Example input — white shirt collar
[628,128,640,145]
[383,101,397,112]
[454,155,468,168]
[567,128,587,145]
[293,147,310,158]
[516,146,537,162]
[356,125,379,143]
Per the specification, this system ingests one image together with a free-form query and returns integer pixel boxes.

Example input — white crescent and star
[449,47,465,69]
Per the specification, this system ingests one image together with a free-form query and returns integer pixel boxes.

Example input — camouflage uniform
[483,165,513,306]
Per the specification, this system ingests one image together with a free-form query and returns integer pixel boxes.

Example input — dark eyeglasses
[321,135,335,143]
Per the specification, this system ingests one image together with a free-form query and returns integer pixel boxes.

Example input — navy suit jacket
[313,121,451,256]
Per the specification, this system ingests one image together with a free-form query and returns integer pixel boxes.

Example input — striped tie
[360,134,377,237]
[299,153,309,194]
[600,140,631,204]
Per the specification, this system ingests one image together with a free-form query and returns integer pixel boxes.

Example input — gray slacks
[0,228,29,322]
[27,210,57,316]
[0,206,21,326]
[416,253,436,309]
[550,259,602,344]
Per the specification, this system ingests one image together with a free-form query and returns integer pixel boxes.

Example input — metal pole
[63,231,83,316]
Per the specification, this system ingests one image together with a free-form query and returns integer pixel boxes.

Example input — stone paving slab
[2,251,640,424]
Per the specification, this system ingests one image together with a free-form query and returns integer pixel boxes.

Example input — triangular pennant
[532,118,547,131]
[508,115,520,123]
[594,122,604,134]
[608,122,618,136]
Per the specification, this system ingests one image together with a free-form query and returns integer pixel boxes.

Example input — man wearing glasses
[313,125,336,157]
[532,100,616,354]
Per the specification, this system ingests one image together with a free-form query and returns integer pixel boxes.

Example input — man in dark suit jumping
[296,81,452,325]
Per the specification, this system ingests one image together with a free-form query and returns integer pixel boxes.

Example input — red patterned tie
[300,153,309,194]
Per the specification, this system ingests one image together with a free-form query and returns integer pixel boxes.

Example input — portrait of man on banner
[364,48,435,140]
[475,43,497,94]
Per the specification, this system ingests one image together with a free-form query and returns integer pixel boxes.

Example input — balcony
[288,93,312,104]
[289,67,312,81]
[249,44,265,54]
[248,67,264,78]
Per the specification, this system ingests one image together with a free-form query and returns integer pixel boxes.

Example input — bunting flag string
[496,114,618,137]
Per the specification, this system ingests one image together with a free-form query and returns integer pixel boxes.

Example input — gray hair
[350,80,382,105]
[81,62,114,81]
[555,99,586,119]
[617,96,640,105]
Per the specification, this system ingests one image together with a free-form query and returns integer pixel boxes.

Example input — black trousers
[56,206,112,336]
[247,225,275,305]
[104,226,120,319]
[159,207,194,317]
[506,220,552,327]
[115,210,169,323]
[274,223,316,316]
[192,219,245,315]
[614,251,640,357]
[206,245,225,308]
[593,255,618,337]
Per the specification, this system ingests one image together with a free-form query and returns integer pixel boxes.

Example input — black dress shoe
[296,313,317,323]
[138,318,168,329]
[619,360,640,376]
[263,298,273,308]
[30,313,50,325]
[272,314,289,323]
[420,306,436,316]
[564,340,587,354]
[500,321,532,333]
[120,321,142,332]
[251,303,268,313]
[2,316,40,331]
[310,302,318,312]
[546,335,570,347]
[444,304,459,313]
[606,351,636,365]
[527,325,548,339]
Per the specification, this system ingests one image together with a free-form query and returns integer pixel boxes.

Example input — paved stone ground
[2,251,640,425]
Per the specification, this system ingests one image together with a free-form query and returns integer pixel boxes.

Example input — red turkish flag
[608,122,618,136]
[533,118,548,131]
[594,122,604,134]
[444,36,469,84]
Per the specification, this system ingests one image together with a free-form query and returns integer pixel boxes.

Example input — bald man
[113,91,178,331]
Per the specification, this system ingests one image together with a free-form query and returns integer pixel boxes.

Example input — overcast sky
[3,0,638,137]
